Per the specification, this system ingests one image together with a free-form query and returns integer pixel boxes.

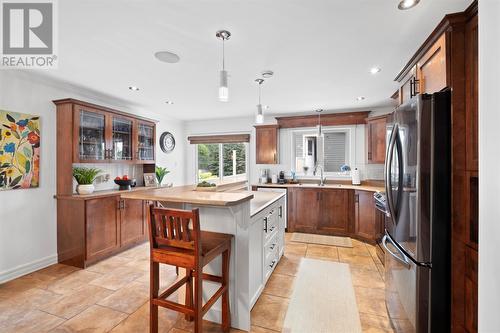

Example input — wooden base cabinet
[354,190,377,241]
[287,187,381,242]
[57,195,148,268]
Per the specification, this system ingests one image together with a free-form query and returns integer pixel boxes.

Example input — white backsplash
[363,164,385,180]
[72,163,145,193]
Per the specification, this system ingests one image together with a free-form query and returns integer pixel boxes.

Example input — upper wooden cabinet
[255,125,279,164]
[366,115,387,164]
[395,33,448,106]
[54,98,156,165]
[417,34,447,94]
[399,65,419,105]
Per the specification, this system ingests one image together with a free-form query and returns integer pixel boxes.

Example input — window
[197,142,247,183]
[292,127,352,175]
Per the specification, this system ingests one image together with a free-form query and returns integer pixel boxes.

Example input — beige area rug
[291,232,353,248]
[283,259,362,333]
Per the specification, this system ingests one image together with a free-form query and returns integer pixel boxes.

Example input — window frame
[194,142,249,184]
[290,126,356,177]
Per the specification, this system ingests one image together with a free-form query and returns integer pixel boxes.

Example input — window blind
[324,132,346,172]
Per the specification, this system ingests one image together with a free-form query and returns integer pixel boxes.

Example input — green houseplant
[155,166,170,186]
[73,167,101,194]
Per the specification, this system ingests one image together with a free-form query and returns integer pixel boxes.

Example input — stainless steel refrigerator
[382,90,451,333]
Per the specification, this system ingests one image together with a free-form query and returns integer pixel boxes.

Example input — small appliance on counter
[351,168,361,185]
[259,168,268,184]
[278,171,287,184]
[271,174,278,184]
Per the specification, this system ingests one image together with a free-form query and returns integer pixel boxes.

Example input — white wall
[184,108,392,186]
[0,70,185,282]
[478,1,500,330]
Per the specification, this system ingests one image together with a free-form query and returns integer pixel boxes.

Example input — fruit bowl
[114,179,135,191]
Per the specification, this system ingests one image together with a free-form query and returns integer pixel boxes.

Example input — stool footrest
[202,285,228,316]
[152,298,195,316]
[202,273,222,283]
[158,275,189,300]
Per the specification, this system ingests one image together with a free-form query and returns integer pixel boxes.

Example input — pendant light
[216,30,231,102]
[316,109,324,137]
[255,79,265,124]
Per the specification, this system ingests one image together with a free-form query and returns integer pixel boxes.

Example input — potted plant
[73,167,101,194]
[155,166,170,186]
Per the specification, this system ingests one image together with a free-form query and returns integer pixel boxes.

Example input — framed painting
[0,110,40,191]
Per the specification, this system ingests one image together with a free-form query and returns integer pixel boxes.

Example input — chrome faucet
[313,164,326,186]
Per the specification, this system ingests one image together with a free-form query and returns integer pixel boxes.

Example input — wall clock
[159,132,175,153]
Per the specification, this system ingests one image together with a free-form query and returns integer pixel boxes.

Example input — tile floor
[0,234,395,333]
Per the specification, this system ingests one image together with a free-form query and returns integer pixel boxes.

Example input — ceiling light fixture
[255,78,265,124]
[216,30,231,102]
[370,67,381,74]
[129,86,140,91]
[357,96,366,101]
[316,109,324,138]
[261,70,274,79]
[398,0,420,10]
[154,51,180,63]
[165,101,174,105]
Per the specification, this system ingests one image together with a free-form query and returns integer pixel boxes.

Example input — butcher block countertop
[119,185,254,206]
[253,182,384,192]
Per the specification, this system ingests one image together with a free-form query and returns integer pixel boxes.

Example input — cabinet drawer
[264,244,279,281]
[264,233,279,259]
[263,209,278,243]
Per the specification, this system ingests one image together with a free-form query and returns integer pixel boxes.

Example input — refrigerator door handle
[382,234,411,268]
[384,124,398,220]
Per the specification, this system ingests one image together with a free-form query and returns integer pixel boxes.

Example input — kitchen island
[121,186,287,331]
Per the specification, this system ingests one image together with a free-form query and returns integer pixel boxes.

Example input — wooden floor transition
[0,233,404,332]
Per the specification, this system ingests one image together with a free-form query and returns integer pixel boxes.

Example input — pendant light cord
[258,82,261,104]
[222,39,225,70]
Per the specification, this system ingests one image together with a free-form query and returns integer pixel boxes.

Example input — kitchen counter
[253,182,384,192]
[55,186,151,200]
[250,191,286,217]
[117,185,254,206]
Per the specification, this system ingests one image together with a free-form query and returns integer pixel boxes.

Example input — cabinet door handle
[355,194,359,203]
[278,206,283,218]
[263,217,268,232]
[270,243,276,250]
[269,260,276,268]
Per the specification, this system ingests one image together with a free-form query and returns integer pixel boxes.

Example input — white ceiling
[40,0,470,120]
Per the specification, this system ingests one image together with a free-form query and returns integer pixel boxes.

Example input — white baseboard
[0,254,58,284]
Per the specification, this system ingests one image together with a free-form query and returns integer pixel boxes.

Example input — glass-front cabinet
[112,117,133,161]
[78,110,106,161]
[136,121,155,162]
[73,106,155,164]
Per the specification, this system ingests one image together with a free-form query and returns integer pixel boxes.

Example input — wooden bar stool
[147,205,232,333]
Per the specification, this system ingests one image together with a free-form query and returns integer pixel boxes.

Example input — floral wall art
[0,110,40,190]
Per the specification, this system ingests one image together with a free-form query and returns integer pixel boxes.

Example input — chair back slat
[148,205,201,254]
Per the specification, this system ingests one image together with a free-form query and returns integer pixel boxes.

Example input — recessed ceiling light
[356,96,366,101]
[129,86,140,91]
[370,67,381,74]
[154,51,180,63]
[264,105,270,110]
[165,101,174,105]
[398,0,420,10]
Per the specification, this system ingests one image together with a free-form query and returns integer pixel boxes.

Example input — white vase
[77,184,95,195]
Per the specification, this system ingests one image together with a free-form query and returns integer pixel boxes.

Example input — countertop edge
[250,192,286,217]
[252,183,384,192]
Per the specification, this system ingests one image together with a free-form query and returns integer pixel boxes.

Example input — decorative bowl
[114,179,135,191]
